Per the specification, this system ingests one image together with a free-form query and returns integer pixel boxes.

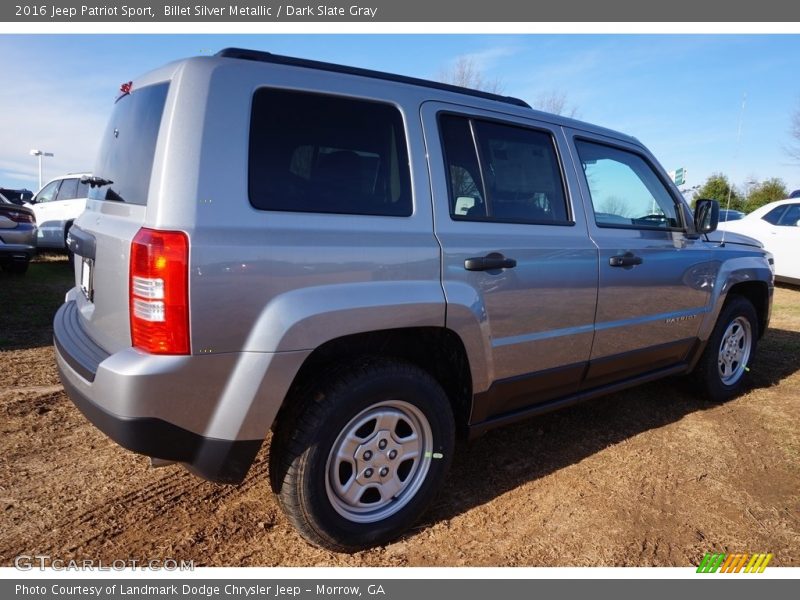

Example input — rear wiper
[81,176,113,188]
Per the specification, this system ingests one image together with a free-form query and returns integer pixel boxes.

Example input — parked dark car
[719,208,745,222]
[0,193,37,274]
[0,187,34,206]
[789,189,800,199]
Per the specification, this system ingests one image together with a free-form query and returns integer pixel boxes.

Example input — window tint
[55,178,79,201]
[76,180,90,199]
[89,83,169,205]
[440,114,569,224]
[249,89,412,217]
[575,140,682,230]
[439,115,485,217]
[34,180,60,204]
[777,203,800,226]
[761,205,787,225]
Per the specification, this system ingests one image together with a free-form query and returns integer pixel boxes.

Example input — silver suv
[54,48,774,551]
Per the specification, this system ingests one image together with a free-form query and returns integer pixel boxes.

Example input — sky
[1,34,799,194]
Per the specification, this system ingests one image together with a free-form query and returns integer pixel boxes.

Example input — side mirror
[694,198,719,234]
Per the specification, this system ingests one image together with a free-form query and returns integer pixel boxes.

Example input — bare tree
[437,57,580,118]
[532,90,579,118]
[438,56,504,94]
[599,196,633,218]
[788,101,800,162]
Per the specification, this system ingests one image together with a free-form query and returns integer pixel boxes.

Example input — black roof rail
[215,47,531,109]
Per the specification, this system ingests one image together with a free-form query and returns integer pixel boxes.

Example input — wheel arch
[725,280,770,339]
[273,327,474,438]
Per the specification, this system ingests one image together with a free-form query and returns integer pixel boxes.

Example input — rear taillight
[129,228,189,355]
[6,211,34,224]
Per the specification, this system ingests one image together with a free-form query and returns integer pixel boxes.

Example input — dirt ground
[0,255,798,567]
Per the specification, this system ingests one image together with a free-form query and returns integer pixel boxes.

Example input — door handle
[464,253,517,271]
[609,252,643,267]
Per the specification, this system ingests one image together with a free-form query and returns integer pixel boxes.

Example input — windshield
[88,82,169,205]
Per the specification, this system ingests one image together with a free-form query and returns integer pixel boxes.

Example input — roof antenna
[721,92,747,247]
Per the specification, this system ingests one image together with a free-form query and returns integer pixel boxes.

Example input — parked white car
[25,173,90,248]
[718,198,800,284]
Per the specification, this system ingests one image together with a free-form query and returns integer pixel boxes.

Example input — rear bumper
[59,371,261,484]
[0,244,35,262]
[54,300,268,484]
[0,225,37,261]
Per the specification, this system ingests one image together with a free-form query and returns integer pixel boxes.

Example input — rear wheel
[269,358,455,552]
[694,296,758,401]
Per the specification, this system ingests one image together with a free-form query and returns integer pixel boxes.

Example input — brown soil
[1,260,798,566]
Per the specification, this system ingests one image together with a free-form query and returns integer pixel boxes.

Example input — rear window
[249,89,412,217]
[88,83,169,205]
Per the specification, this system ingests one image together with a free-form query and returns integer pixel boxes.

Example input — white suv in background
[26,173,90,248]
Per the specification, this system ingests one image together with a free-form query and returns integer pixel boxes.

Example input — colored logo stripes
[697,553,773,573]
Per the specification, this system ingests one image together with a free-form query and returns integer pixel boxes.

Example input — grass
[773,284,800,322]
[0,253,73,350]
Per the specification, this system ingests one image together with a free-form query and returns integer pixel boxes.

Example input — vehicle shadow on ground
[420,325,800,528]
[0,257,72,352]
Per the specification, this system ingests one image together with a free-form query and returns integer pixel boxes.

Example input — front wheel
[694,296,758,402]
[269,359,455,552]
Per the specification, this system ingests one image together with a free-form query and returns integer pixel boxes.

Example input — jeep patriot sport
[54,48,774,551]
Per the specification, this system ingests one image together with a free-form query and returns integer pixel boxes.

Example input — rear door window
[777,203,800,226]
[55,178,79,201]
[249,89,412,217]
[439,114,570,224]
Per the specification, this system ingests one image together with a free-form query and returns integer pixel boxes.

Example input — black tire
[269,358,455,552]
[693,296,759,402]
[1,260,29,275]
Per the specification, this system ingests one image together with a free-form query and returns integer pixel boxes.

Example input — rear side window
[439,114,570,224]
[249,89,412,217]
[88,83,169,205]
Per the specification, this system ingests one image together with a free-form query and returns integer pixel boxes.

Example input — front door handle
[464,253,517,271]
[609,252,643,267]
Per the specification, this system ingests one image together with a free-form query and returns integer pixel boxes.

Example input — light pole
[29,149,54,190]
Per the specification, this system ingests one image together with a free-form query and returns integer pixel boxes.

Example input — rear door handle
[464,253,517,271]
[609,252,643,267]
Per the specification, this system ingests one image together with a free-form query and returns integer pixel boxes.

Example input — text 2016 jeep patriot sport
[54,48,774,551]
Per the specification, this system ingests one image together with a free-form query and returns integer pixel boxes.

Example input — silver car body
[54,51,774,483]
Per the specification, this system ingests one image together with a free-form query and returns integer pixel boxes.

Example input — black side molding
[468,363,689,439]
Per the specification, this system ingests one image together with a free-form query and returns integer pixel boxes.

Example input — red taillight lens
[129,228,190,355]
[6,211,34,224]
